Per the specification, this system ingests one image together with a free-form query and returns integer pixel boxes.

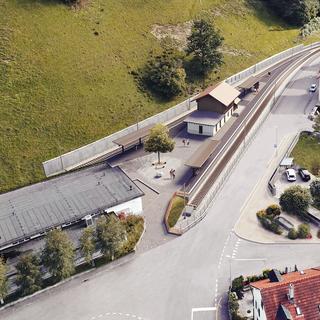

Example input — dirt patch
[151,21,193,50]
[219,45,252,57]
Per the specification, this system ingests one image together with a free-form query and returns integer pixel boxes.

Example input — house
[250,267,320,320]
[0,163,144,253]
[184,82,241,136]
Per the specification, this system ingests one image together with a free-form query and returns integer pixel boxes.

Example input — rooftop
[251,268,320,320]
[184,110,224,126]
[192,82,241,107]
[0,164,143,250]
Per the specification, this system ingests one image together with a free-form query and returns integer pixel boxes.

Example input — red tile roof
[251,268,320,320]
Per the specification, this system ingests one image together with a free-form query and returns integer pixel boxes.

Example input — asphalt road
[1,54,320,320]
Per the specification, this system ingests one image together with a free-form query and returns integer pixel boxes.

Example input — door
[199,125,203,134]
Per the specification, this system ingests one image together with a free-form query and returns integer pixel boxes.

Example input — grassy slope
[0,0,317,192]
[291,133,320,176]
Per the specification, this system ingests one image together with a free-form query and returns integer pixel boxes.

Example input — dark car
[298,168,311,181]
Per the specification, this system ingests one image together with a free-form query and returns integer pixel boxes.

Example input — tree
[15,254,42,296]
[186,19,224,75]
[144,124,175,164]
[279,185,311,216]
[313,114,320,132]
[80,227,96,266]
[263,0,320,26]
[96,215,126,260]
[288,228,298,240]
[41,229,75,281]
[0,258,7,304]
[310,180,320,207]
[142,47,186,98]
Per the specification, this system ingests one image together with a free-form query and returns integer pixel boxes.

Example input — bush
[279,186,311,216]
[231,276,244,299]
[121,215,144,254]
[266,204,281,217]
[256,210,282,235]
[288,228,298,240]
[141,47,186,98]
[310,180,320,207]
[298,223,311,239]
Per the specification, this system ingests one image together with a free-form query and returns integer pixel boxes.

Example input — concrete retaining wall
[43,42,320,177]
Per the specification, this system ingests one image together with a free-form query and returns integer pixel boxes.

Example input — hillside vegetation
[0,0,318,192]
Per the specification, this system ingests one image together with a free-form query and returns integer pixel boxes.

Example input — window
[199,125,203,134]
[261,301,264,309]
[255,301,257,309]
[258,308,260,317]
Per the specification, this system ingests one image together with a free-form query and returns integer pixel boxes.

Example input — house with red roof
[250,267,320,320]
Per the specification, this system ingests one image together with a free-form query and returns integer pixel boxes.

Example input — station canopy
[237,76,259,90]
[113,123,155,148]
[185,139,220,168]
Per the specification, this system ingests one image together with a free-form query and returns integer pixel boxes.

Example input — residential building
[250,267,320,320]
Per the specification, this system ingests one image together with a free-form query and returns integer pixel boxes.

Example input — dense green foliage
[263,0,320,25]
[144,124,175,163]
[141,47,186,98]
[297,223,311,238]
[266,204,281,217]
[256,210,282,235]
[96,215,126,260]
[41,229,75,281]
[279,186,311,216]
[186,19,224,75]
[310,180,320,207]
[288,228,299,239]
[0,258,7,304]
[15,254,42,296]
[121,215,145,253]
[79,226,96,266]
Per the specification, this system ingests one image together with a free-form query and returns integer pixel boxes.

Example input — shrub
[279,186,311,216]
[310,180,320,207]
[266,204,281,217]
[256,210,282,235]
[121,215,144,253]
[288,228,298,240]
[231,276,244,299]
[298,223,310,239]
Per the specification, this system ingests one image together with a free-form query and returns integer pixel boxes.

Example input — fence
[176,47,319,233]
[43,42,320,177]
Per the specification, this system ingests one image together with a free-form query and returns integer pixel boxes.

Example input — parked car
[298,168,311,181]
[285,169,296,182]
[309,83,317,92]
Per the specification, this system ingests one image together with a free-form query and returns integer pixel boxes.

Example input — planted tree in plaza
[186,19,224,75]
[80,226,96,266]
[42,229,75,282]
[279,185,311,216]
[310,179,320,207]
[96,215,126,260]
[0,258,7,304]
[144,124,175,164]
[16,254,42,296]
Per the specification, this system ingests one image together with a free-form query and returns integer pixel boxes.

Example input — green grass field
[291,133,320,176]
[0,0,318,192]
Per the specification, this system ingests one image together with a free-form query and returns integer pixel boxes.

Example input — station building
[184,82,241,137]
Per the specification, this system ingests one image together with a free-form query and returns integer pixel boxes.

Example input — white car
[309,84,317,92]
[285,169,296,182]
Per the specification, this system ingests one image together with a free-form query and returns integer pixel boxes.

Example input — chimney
[288,283,294,302]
